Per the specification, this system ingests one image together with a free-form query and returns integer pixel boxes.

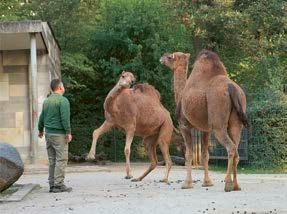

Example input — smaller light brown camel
[160,50,248,191]
[87,71,173,182]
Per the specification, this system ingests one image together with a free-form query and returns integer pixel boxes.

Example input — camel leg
[131,136,158,182]
[180,125,193,189]
[86,121,113,160]
[206,88,235,191]
[201,132,213,187]
[124,131,135,179]
[158,141,172,183]
[213,129,236,192]
[157,121,173,183]
[228,114,243,191]
[232,149,240,191]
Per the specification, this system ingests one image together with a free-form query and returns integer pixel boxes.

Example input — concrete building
[0,21,60,163]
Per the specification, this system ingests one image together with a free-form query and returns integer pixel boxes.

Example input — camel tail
[228,84,249,128]
[175,101,182,121]
[171,126,186,157]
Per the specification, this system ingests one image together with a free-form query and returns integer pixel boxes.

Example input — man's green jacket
[38,93,71,135]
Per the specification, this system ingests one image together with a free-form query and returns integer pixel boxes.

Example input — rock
[69,152,107,164]
[0,143,24,192]
[158,156,185,166]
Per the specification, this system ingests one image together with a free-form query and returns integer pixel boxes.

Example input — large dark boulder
[0,143,24,192]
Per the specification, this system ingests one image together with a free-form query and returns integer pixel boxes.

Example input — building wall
[0,50,30,162]
[0,49,58,163]
[37,53,53,163]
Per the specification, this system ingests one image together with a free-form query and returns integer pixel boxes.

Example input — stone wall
[0,49,58,163]
[37,53,53,163]
[0,50,30,162]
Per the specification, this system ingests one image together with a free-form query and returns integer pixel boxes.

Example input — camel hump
[133,83,161,100]
[228,84,249,127]
[195,49,227,75]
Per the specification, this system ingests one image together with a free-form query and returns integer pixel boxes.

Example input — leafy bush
[247,91,287,168]
[3,0,286,165]
[63,0,191,161]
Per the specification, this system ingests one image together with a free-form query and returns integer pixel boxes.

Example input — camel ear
[185,53,190,59]
[172,53,179,61]
[121,70,125,75]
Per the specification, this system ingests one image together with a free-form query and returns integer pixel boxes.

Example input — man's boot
[51,185,72,193]
[49,185,54,193]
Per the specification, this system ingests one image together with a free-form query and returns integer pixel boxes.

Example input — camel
[87,71,173,182]
[160,50,248,192]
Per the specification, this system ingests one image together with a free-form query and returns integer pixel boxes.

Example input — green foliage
[0,0,25,21]
[88,0,191,116]
[247,91,287,168]
[173,0,287,90]
[1,0,286,165]
[63,0,191,160]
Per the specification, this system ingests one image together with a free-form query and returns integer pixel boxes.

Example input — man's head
[50,79,65,95]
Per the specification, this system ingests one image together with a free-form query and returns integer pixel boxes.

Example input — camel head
[117,71,136,88]
[160,52,190,70]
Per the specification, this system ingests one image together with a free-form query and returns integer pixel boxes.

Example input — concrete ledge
[0,21,42,34]
[24,163,111,175]
[0,183,39,202]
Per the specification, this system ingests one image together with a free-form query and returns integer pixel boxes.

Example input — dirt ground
[0,163,287,214]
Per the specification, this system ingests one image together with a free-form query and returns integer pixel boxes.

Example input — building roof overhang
[0,20,60,53]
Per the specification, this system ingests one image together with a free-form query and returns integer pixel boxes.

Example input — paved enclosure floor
[0,163,287,214]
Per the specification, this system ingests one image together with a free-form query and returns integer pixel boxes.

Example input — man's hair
[50,79,63,91]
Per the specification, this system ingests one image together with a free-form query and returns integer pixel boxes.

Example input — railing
[209,128,248,160]
[190,128,249,165]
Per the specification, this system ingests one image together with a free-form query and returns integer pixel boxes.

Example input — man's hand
[66,134,72,143]
[38,131,44,138]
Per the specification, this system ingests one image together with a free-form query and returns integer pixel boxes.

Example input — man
[38,79,73,193]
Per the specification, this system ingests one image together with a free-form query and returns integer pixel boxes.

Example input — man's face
[58,83,65,95]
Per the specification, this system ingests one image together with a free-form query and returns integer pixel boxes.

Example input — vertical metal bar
[113,129,116,162]
[191,129,197,166]
[198,131,202,165]
[29,33,38,163]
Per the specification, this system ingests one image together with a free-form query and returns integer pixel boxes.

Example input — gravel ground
[0,163,287,214]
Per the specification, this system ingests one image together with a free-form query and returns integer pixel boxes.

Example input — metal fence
[209,128,249,160]
[190,128,249,165]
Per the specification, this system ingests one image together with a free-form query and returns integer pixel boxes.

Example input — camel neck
[104,84,124,112]
[173,65,188,105]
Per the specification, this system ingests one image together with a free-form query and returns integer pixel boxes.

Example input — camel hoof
[131,178,141,182]
[124,175,133,179]
[224,181,234,192]
[202,179,214,187]
[159,178,168,183]
[181,181,193,189]
[233,184,241,191]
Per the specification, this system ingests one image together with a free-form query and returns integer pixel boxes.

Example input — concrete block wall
[0,50,30,162]
[0,50,56,163]
[37,54,53,163]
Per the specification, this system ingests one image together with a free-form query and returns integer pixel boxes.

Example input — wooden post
[198,131,202,165]
[191,129,200,166]
[29,33,38,163]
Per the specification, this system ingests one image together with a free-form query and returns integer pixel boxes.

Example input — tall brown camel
[87,71,173,182]
[160,50,248,192]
